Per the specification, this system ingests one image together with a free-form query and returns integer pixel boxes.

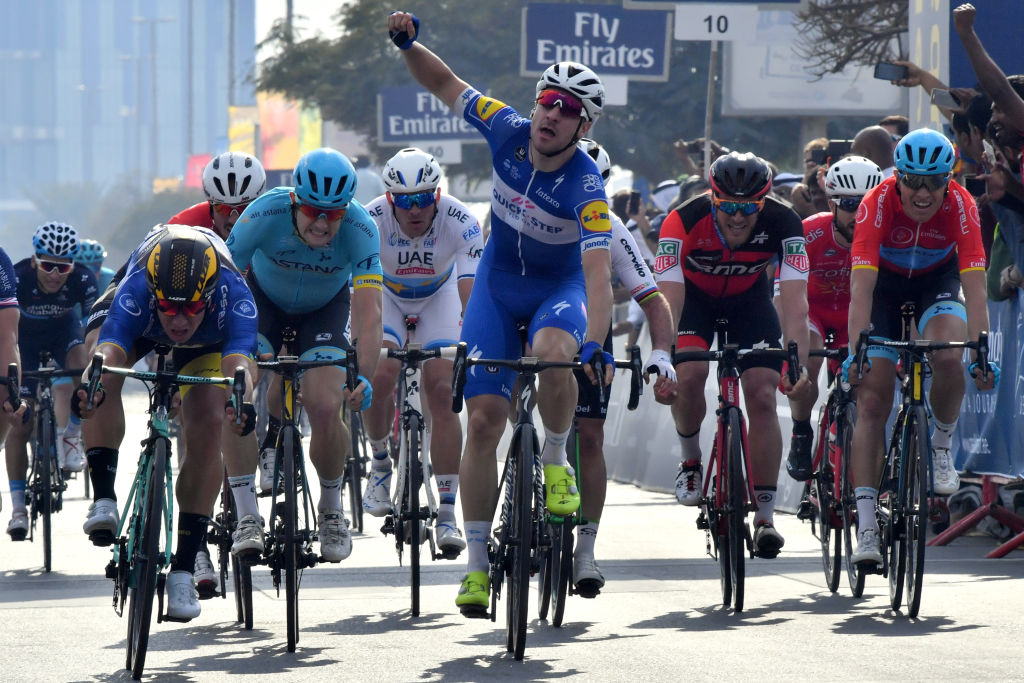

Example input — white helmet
[33,221,79,258]
[824,155,884,197]
[536,62,604,122]
[202,151,267,205]
[578,138,611,181]
[382,148,442,194]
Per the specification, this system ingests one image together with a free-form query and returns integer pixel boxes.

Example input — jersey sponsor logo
[448,206,474,225]
[582,173,603,193]
[388,232,412,247]
[232,299,257,318]
[357,254,381,270]
[891,226,914,245]
[475,96,505,121]
[118,293,142,317]
[551,174,565,193]
[687,256,772,277]
[552,300,570,316]
[783,239,809,273]
[579,201,611,233]
[461,225,481,240]
[618,237,649,278]
[535,186,561,208]
[749,231,769,245]
[502,160,522,180]
[806,227,825,244]
[353,273,383,289]
[314,332,333,342]
[272,257,346,274]
[514,146,528,162]
[653,240,679,273]
[872,183,890,228]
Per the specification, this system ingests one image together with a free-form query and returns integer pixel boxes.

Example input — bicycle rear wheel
[232,554,254,629]
[705,438,732,608]
[885,417,907,611]
[126,443,166,680]
[549,520,572,627]
[725,408,746,612]
[38,413,56,573]
[282,427,300,652]
[904,406,930,617]
[838,405,865,598]
[506,424,534,661]
[814,408,841,593]
[407,417,422,617]
[347,412,366,533]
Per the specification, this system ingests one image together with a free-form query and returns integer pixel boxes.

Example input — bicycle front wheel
[506,424,535,661]
[725,407,746,613]
[38,413,56,573]
[126,443,166,680]
[347,412,366,533]
[407,417,422,618]
[838,404,865,598]
[885,416,907,611]
[814,408,841,593]
[282,427,300,652]
[904,406,930,617]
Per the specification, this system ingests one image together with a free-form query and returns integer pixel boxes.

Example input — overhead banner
[258,92,300,171]
[185,153,211,189]
[377,85,480,146]
[228,106,258,155]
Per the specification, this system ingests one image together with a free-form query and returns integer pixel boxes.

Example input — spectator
[851,125,897,176]
[771,172,802,203]
[878,114,909,139]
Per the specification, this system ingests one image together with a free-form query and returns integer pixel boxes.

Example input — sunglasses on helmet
[712,196,764,216]
[832,196,864,212]
[210,201,250,217]
[36,259,74,274]
[898,172,949,192]
[391,190,437,210]
[296,202,347,222]
[157,299,206,317]
[536,88,584,118]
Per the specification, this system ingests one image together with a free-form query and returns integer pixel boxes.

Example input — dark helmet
[709,152,773,199]
[145,226,220,303]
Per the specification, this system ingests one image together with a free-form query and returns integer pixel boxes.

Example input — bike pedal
[104,559,118,579]
[795,499,814,521]
[89,530,115,547]
[575,581,601,599]
[458,605,489,619]
[437,547,462,561]
[695,512,709,530]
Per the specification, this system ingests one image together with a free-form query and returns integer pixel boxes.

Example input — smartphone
[809,148,828,166]
[963,175,986,196]
[930,88,961,109]
[827,139,853,163]
[874,61,909,81]
[628,190,642,215]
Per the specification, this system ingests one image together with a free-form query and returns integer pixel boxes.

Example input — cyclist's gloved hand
[840,354,870,384]
[643,348,677,383]
[580,341,614,377]
[224,400,257,436]
[388,11,420,49]
[969,360,1000,389]
[71,381,104,418]
[356,374,373,411]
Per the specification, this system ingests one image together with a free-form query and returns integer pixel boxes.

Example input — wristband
[388,12,420,50]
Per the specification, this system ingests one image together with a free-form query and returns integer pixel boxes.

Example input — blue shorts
[460,263,587,401]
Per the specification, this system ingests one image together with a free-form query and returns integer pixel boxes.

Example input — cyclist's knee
[929,347,963,379]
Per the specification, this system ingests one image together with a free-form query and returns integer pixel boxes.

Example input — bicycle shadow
[831,609,984,636]
[92,642,334,681]
[100,621,275,653]
[309,609,458,635]
[630,604,792,632]
[454,618,648,653]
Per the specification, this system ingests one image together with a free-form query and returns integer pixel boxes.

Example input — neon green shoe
[543,463,581,516]
[455,571,489,618]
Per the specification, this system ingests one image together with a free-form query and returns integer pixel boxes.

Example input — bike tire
[814,405,841,593]
[838,404,865,598]
[707,437,732,608]
[549,519,572,627]
[408,415,421,618]
[507,424,535,661]
[39,411,55,573]
[536,521,553,621]
[231,554,254,630]
[904,405,930,618]
[725,407,746,613]
[126,443,166,680]
[283,427,300,652]
[886,415,907,612]
[348,412,365,533]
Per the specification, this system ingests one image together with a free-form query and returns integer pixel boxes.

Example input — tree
[793,0,909,79]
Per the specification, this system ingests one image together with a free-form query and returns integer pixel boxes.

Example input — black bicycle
[343,406,369,534]
[451,340,641,660]
[206,467,254,628]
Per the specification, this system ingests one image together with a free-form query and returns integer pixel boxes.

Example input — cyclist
[654,152,812,559]
[170,151,267,241]
[361,147,483,557]
[846,128,996,565]
[783,156,884,481]
[227,146,383,564]
[387,11,615,615]
[6,223,97,540]
[571,139,678,594]
[75,239,115,292]
[0,246,25,533]
[76,225,258,620]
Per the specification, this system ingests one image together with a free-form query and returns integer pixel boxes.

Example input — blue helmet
[76,238,107,265]
[292,148,357,209]
[894,128,955,175]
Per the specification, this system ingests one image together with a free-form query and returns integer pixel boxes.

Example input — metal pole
[150,20,159,188]
[228,0,235,106]
[702,40,719,177]
[186,0,193,155]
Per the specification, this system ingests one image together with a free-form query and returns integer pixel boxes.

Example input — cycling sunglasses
[157,299,206,317]
[210,201,250,217]
[832,196,864,212]
[391,190,437,210]
[712,197,764,216]
[36,259,74,274]
[536,88,584,118]
[898,172,949,192]
[296,202,347,222]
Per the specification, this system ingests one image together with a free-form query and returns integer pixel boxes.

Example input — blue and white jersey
[0,248,18,309]
[364,194,482,300]
[227,187,383,315]
[453,87,611,280]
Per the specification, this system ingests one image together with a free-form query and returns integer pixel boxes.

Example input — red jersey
[803,212,851,316]
[851,177,986,277]
[654,193,807,298]
[168,202,215,229]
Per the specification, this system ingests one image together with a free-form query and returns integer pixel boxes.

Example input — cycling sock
[465,520,491,573]
[171,512,209,572]
[87,447,118,502]
[753,486,777,525]
[855,487,878,531]
[228,474,260,519]
[678,429,701,463]
[931,417,957,450]
[318,474,343,512]
[436,474,459,523]
[541,427,571,466]
[370,448,391,472]
[261,415,281,451]
[64,414,82,439]
[10,480,26,510]
[575,520,599,557]
[792,418,812,435]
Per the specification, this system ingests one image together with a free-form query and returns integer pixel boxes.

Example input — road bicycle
[673,321,799,612]
[206,467,253,628]
[92,347,244,680]
[850,304,990,617]
[342,406,369,533]
[451,338,641,660]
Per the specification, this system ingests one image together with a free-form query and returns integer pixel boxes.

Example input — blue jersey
[15,259,97,333]
[98,228,257,361]
[97,265,116,293]
[226,187,383,315]
[0,249,16,309]
[454,86,611,280]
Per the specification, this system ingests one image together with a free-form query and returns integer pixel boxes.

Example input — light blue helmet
[76,238,107,265]
[292,148,357,209]
[894,128,955,175]
[33,221,79,258]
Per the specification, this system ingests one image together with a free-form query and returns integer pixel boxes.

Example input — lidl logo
[475,97,505,121]
[579,200,611,232]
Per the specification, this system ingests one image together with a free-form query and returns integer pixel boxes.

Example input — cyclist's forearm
[848,268,877,349]
[640,293,675,352]
[778,280,810,366]
[221,354,256,402]
[582,250,612,344]
[351,288,384,381]
[962,269,992,351]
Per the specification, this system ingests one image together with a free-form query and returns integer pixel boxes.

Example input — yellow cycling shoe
[455,571,489,618]
[543,463,581,516]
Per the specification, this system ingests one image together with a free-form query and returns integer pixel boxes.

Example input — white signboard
[674,3,759,42]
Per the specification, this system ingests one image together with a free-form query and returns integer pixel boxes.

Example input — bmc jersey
[0,249,16,308]
[364,194,483,299]
[99,228,256,360]
[15,259,98,331]
[454,86,611,279]
[852,177,987,277]
[168,202,215,229]
[226,187,383,315]
[654,194,808,297]
[803,212,851,316]
[609,214,659,306]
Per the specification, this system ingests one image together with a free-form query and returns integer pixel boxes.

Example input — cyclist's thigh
[381,290,409,348]
[810,307,848,349]
[916,266,967,340]
[676,282,717,351]
[408,280,461,349]
[528,277,587,352]
[722,280,783,374]
[296,287,351,363]
[173,346,223,400]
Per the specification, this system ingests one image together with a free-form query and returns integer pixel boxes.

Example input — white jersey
[609,214,660,306]
[364,194,483,300]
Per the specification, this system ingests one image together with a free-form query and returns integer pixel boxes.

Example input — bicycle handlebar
[232,367,246,426]
[672,341,801,372]
[380,344,460,364]
[852,329,990,379]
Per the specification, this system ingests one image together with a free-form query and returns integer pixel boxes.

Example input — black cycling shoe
[753,522,785,559]
[785,429,814,481]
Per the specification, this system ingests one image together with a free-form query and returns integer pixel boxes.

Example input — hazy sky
[256,0,347,44]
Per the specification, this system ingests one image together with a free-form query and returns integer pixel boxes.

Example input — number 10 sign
[673,3,759,42]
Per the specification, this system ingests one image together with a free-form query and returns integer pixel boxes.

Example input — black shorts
[19,316,83,397]
[248,272,353,359]
[574,330,614,420]
[869,259,963,341]
[677,275,783,373]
